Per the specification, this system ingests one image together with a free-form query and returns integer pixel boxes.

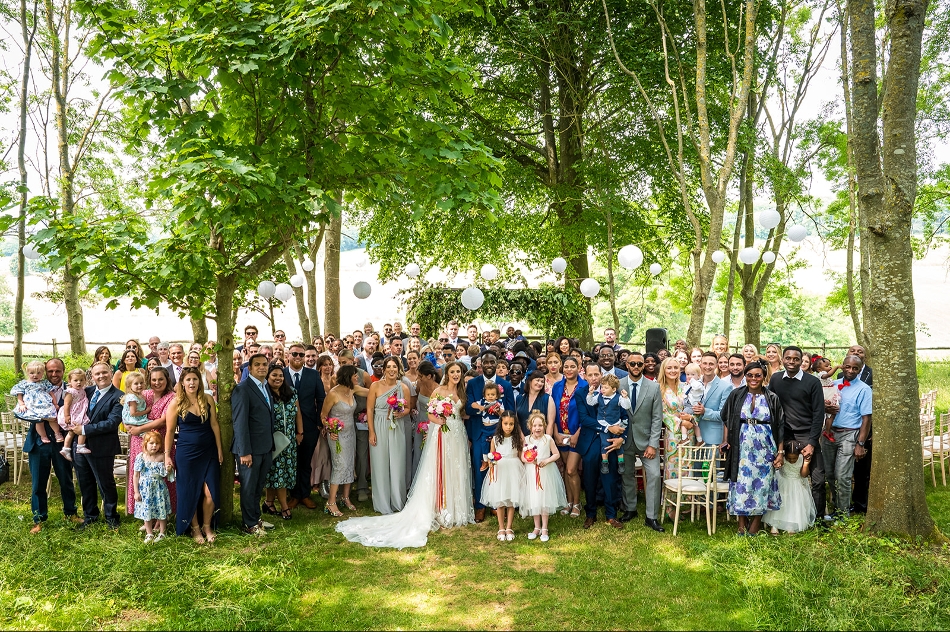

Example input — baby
[10,361,60,444]
[683,363,705,443]
[472,382,504,427]
[586,373,631,474]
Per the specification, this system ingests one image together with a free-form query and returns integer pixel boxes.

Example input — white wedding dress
[336,401,474,548]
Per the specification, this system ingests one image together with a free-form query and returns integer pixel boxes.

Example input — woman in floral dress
[657,358,696,481]
[263,364,303,520]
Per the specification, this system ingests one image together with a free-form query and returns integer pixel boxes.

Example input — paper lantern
[579,278,601,298]
[711,250,726,264]
[617,245,643,270]
[762,251,776,264]
[480,264,499,281]
[301,259,314,272]
[758,209,781,230]
[649,263,662,276]
[257,281,276,299]
[353,281,372,299]
[551,257,567,274]
[355,252,368,268]
[787,224,808,242]
[22,244,40,260]
[405,263,421,278]
[461,287,485,310]
[290,274,304,288]
[274,283,293,302]
[738,247,760,265]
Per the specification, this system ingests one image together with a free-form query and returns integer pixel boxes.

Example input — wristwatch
[857,440,866,447]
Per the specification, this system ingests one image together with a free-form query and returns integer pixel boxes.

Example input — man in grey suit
[231,354,275,536]
[617,351,665,532]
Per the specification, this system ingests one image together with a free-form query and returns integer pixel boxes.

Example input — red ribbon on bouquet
[435,428,446,511]
[535,466,543,491]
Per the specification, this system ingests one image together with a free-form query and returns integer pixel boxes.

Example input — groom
[465,352,515,522]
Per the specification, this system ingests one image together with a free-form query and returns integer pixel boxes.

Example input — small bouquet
[325,417,345,453]
[426,395,456,434]
[387,393,408,430]
[523,445,538,463]
[355,411,368,431]
[417,421,430,448]
[485,450,503,481]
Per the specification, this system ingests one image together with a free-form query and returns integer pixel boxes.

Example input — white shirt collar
[485,375,495,383]
[784,369,804,381]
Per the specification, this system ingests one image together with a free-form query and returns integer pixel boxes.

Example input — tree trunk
[849,0,938,539]
[15,0,35,376]
[284,247,310,340]
[213,275,238,525]
[605,207,620,333]
[324,210,342,337]
[190,317,208,345]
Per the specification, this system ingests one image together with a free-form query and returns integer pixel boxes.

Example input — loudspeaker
[645,328,668,354]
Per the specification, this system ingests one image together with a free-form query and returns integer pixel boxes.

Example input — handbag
[0,454,8,486]
[272,431,291,459]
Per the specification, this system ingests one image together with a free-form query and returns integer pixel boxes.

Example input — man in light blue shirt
[691,351,733,445]
[821,354,872,518]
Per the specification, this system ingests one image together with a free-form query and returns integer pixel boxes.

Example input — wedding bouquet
[426,395,456,434]
[523,445,538,463]
[417,421,430,448]
[325,417,345,453]
[488,451,502,463]
[386,393,408,430]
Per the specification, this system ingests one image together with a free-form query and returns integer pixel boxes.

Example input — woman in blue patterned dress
[263,364,303,520]
[720,361,786,536]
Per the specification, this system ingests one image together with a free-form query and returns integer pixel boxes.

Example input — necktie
[259,381,270,405]
[89,389,101,411]
[294,372,300,389]
[629,381,638,411]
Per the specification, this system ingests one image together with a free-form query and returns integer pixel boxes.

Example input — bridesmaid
[515,371,554,437]
[127,367,177,517]
[319,365,369,516]
[543,354,563,394]
[549,356,586,517]
[366,356,412,514]
[412,361,440,478]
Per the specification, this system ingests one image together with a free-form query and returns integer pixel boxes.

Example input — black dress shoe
[619,510,639,523]
[644,518,665,532]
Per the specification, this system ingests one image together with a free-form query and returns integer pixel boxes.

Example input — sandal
[191,528,206,545]
[505,529,514,541]
[569,503,581,518]
[324,502,343,517]
[559,506,570,515]
[341,497,357,511]
[527,528,540,540]
[281,509,292,521]
[497,530,506,541]
[540,528,550,542]
[262,501,279,516]
[202,526,216,544]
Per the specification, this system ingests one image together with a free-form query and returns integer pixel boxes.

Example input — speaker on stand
[645,328,668,354]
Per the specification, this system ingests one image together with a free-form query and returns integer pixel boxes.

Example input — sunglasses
[439,338,448,342]
[290,352,305,358]
[627,361,644,367]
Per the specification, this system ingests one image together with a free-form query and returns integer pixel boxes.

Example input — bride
[336,361,474,548]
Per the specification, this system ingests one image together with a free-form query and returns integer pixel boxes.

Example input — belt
[830,427,859,432]
[742,419,770,425]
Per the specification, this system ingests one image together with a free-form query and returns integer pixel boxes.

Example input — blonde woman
[656,358,696,485]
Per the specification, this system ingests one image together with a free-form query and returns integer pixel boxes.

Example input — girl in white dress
[520,411,567,542]
[480,410,525,541]
[764,440,817,533]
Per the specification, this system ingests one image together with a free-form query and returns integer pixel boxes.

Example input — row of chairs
[920,389,948,486]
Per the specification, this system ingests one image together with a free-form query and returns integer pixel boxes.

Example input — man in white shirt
[446,320,461,346]
[727,353,746,388]
[357,337,378,372]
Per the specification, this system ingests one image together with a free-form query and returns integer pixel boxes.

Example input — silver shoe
[319,481,330,499]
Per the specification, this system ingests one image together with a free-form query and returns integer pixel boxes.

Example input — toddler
[683,363,705,443]
[813,357,840,441]
[133,431,173,542]
[585,373,631,475]
[121,372,152,428]
[764,440,817,533]
[10,361,60,444]
[471,382,504,428]
[58,369,91,460]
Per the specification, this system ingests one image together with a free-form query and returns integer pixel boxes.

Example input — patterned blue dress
[727,393,781,516]
[133,453,173,521]
[9,379,57,420]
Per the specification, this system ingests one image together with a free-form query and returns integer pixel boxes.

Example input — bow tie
[838,380,851,390]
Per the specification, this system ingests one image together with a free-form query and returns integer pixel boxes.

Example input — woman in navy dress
[515,371,555,438]
[165,367,222,543]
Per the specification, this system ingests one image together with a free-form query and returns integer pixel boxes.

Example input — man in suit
[25,358,81,533]
[617,351,665,532]
[72,361,124,530]
[232,353,275,535]
[598,347,628,379]
[691,351,734,446]
[285,343,327,510]
[576,363,625,529]
[465,352,515,523]
[167,343,186,386]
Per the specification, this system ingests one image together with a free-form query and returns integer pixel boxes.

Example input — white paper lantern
[649,263,662,276]
[257,280,276,299]
[758,209,782,230]
[274,283,294,302]
[480,263,499,280]
[301,259,314,272]
[551,257,567,274]
[579,278,601,298]
[461,287,485,310]
[355,252,368,268]
[787,224,808,242]
[290,274,304,288]
[405,263,421,278]
[711,250,726,264]
[22,244,40,260]
[762,251,776,264]
[617,245,643,270]
[738,247,760,265]
[353,281,372,299]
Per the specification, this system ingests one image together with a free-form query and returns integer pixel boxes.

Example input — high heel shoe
[262,501,278,516]
[324,502,343,517]
[341,497,357,511]
[281,509,292,520]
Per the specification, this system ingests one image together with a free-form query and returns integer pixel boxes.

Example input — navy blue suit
[284,366,326,500]
[73,385,124,526]
[465,375,514,510]
[24,387,77,524]
[575,383,619,520]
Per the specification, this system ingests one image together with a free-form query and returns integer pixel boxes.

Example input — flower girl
[133,431,173,542]
[764,440,817,534]
[480,411,525,541]
[520,411,567,542]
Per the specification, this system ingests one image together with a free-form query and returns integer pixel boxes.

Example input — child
[133,430,173,542]
[471,382,504,428]
[480,411,525,542]
[683,363,705,443]
[10,361,60,444]
[121,372,151,429]
[585,373,631,475]
[764,440,816,534]
[813,357,840,441]
[520,411,567,542]
[58,369,91,460]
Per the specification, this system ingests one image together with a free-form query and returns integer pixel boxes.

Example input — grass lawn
[0,362,947,630]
